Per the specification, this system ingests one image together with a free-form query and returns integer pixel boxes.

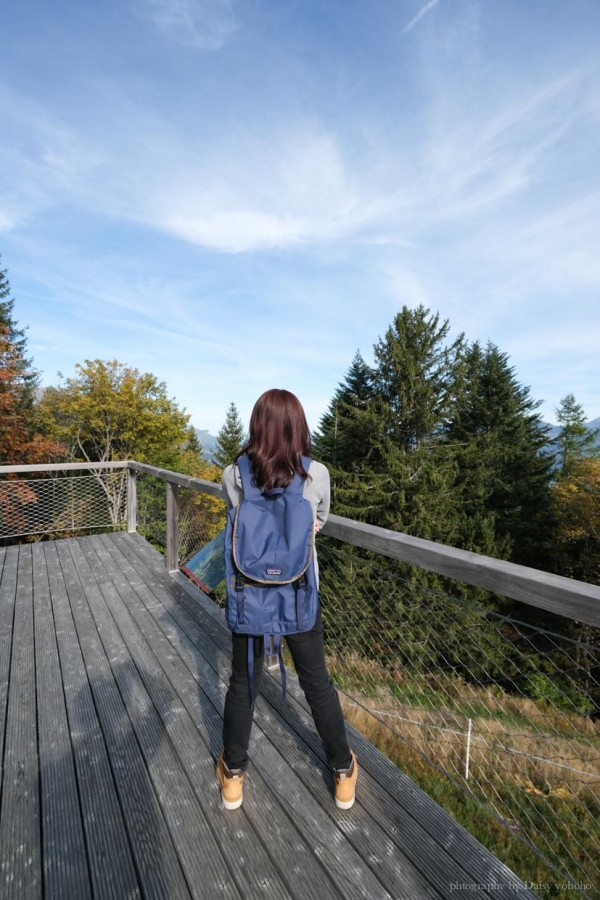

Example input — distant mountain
[195,429,218,463]
[542,419,600,451]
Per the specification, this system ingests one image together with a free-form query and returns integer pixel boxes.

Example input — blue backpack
[224,454,319,708]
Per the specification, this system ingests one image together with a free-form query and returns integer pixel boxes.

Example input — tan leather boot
[333,749,358,809]
[216,749,244,810]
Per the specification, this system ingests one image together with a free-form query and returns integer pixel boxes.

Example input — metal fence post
[166,481,180,573]
[465,718,472,780]
[127,467,137,533]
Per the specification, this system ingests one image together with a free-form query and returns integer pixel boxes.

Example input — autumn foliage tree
[0,259,65,540]
[38,359,195,467]
[39,358,225,542]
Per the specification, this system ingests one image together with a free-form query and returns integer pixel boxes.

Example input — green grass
[342,702,599,899]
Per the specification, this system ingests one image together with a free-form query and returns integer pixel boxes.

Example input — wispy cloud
[133,0,237,49]
[0,85,102,231]
[401,0,442,35]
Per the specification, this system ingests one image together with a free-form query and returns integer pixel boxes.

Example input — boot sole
[335,795,355,809]
[222,795,243,810]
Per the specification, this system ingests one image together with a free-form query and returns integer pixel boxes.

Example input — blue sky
[1,0,599,434]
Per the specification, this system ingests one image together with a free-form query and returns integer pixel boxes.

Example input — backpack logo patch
[266,567,282,575]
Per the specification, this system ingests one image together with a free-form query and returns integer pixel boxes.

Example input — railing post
[127,467,137,533]
[166,481,180,573]
[465,718,472,780]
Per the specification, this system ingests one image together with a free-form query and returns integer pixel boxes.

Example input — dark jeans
[222,601,352,772]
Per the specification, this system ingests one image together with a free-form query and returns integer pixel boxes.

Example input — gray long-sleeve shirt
[221,458,331,587]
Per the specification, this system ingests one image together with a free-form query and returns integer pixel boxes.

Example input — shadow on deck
[0,533,537,899]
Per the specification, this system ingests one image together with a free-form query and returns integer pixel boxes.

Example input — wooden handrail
[323,515,600,629]
[126,460,600,628]
[127,460,223,497]
[0,461,129,474]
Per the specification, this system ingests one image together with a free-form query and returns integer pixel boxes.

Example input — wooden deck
[0,533,537,900]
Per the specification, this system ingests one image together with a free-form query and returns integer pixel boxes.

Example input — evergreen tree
[213,402,245,468]
[445,341,554,567]
[185,427,203,459]
[315,311,509,683]
[555,394,600,475]
[0,258,62,464]
[338,305,466,537]
[314,350,374,469]
[313,351,379,508]
[373,304,466,452]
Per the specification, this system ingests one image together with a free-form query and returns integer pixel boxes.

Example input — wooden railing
[2,459,600,628]
[125,461,600,629]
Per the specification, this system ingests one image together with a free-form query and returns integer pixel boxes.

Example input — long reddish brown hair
[236,389,312,491]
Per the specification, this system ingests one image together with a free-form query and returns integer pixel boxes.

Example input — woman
[216,388,358,811]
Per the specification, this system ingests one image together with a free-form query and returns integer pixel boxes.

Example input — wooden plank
[322,516,600,628]
[0,546,42,900]
[78,535,295,900]
[0,546,18,796]
[62,537,241,900]
[90,536,350,900]
[43,541,142,900]
[127,468,137,533]
[31,541,92,900]
[0,546,6,570]
[166,482,179,572]
[0,462,129,474]
[52,539,193,900]
[124,535,537,900]
[105,532,434,900]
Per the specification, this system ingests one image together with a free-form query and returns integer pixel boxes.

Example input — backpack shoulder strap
[236,455,262,500]
[284,456,313,496]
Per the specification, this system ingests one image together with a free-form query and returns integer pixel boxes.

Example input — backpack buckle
[235,574,245,592]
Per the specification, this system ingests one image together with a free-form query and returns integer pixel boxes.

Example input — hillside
[542,418,600,447]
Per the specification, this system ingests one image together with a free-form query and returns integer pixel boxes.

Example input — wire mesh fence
[178,484,227,566]
[315,539,600,895]
[0,472,127,540]
[136,472,168,550]
[135,472,227,565]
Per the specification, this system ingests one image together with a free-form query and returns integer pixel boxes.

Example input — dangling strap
[247,637,255,708]
[295,574,306,631]
[272,634,287,704]
[235,574,245,625]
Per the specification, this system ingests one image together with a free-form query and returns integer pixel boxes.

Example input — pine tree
[373,304,466,452]
[314,350,374,469]
[343,305,466,536]
[445,341,554,567]
[185,427,203,459]
[313,351,380,509]
[0,258,62,465]
[555,394,599,475]
[213,402,245,468]
[315,311,510,682]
